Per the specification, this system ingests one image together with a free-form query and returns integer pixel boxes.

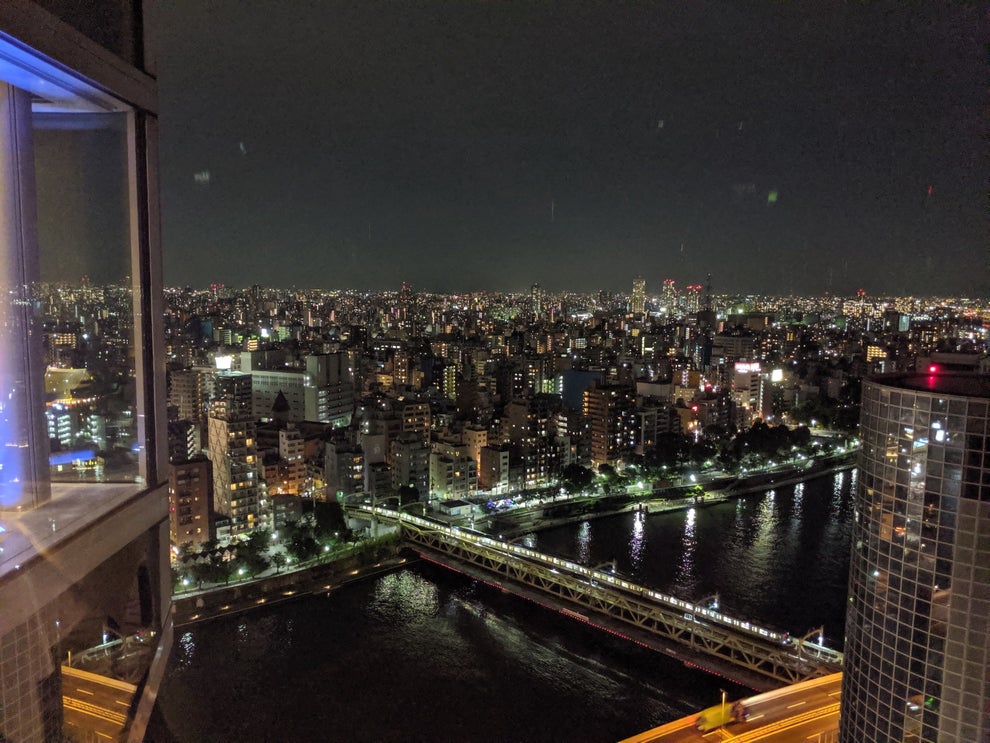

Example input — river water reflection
[533,469,855,646]
[152,471,853,742]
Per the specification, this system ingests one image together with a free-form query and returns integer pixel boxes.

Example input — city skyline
[156,2,984,296]
[1,3,987,741]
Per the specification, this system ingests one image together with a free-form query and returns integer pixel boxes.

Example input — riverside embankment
[173,451,857,626]
[490,451,858,538]
[172,541,408,627]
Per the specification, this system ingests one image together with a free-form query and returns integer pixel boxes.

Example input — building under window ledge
[0,2,170,741]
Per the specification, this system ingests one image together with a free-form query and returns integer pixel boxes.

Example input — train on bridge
[352,504,842,683]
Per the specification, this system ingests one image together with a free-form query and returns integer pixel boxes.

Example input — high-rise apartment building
[842,372,990,743]
[390,431,431,494]
[169,457,213,548]
[463,424,488,474]
[305,352,355,426]
[168,367,208,423]
[325,440,364,499]
[631,276,646,315]
[531,282,543,321]
[479,444,511,492]
[274,423,306,495]
[583,382,636,467]
[684,283,702,314]
[401,398,429,437]
[208,372,268,535]
[731,361,766,427]
[661,278,677,313]
[0,3,171,740]
[168,419,202,463]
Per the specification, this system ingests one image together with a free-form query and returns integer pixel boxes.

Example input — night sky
[156,2,985,295]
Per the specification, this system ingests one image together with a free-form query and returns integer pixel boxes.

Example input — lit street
[61,666,136,741]
[620,673,840,742]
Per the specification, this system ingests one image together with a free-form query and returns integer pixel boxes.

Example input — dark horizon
[156,2,986,296]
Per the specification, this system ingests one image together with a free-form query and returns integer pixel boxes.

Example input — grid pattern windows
[841,375,990,743]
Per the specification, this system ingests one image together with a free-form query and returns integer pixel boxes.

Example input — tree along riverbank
[171,537,407,627]
[172,451,857,626]
[489,451,858,539]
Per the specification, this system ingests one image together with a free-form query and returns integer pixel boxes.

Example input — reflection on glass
[33,111,141,485]
[0,83,48,509]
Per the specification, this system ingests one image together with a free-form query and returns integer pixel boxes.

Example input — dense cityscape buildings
[156,281,989,741]
[0,1,985,741]
[158,281,989,542]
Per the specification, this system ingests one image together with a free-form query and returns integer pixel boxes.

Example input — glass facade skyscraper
[842,372,990,743]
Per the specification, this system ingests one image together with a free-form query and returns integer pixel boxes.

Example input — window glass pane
[33,110,140,484]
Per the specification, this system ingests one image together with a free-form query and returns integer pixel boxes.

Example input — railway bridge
[351,505,843,687]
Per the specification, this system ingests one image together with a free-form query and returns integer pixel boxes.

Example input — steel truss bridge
[353,505,843,686]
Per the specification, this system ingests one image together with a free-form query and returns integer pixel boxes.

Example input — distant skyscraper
[841,372,990,743]
[631,276,646,315]
[531,282,543,321]
[661,278,677,313]
[685,284,702,314]
[399,281,411,324]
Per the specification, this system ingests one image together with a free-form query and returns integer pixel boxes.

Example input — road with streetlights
[619,673,840,742]
[62,665,136,741]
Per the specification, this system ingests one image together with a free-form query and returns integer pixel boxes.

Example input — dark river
[151,470,854,743]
